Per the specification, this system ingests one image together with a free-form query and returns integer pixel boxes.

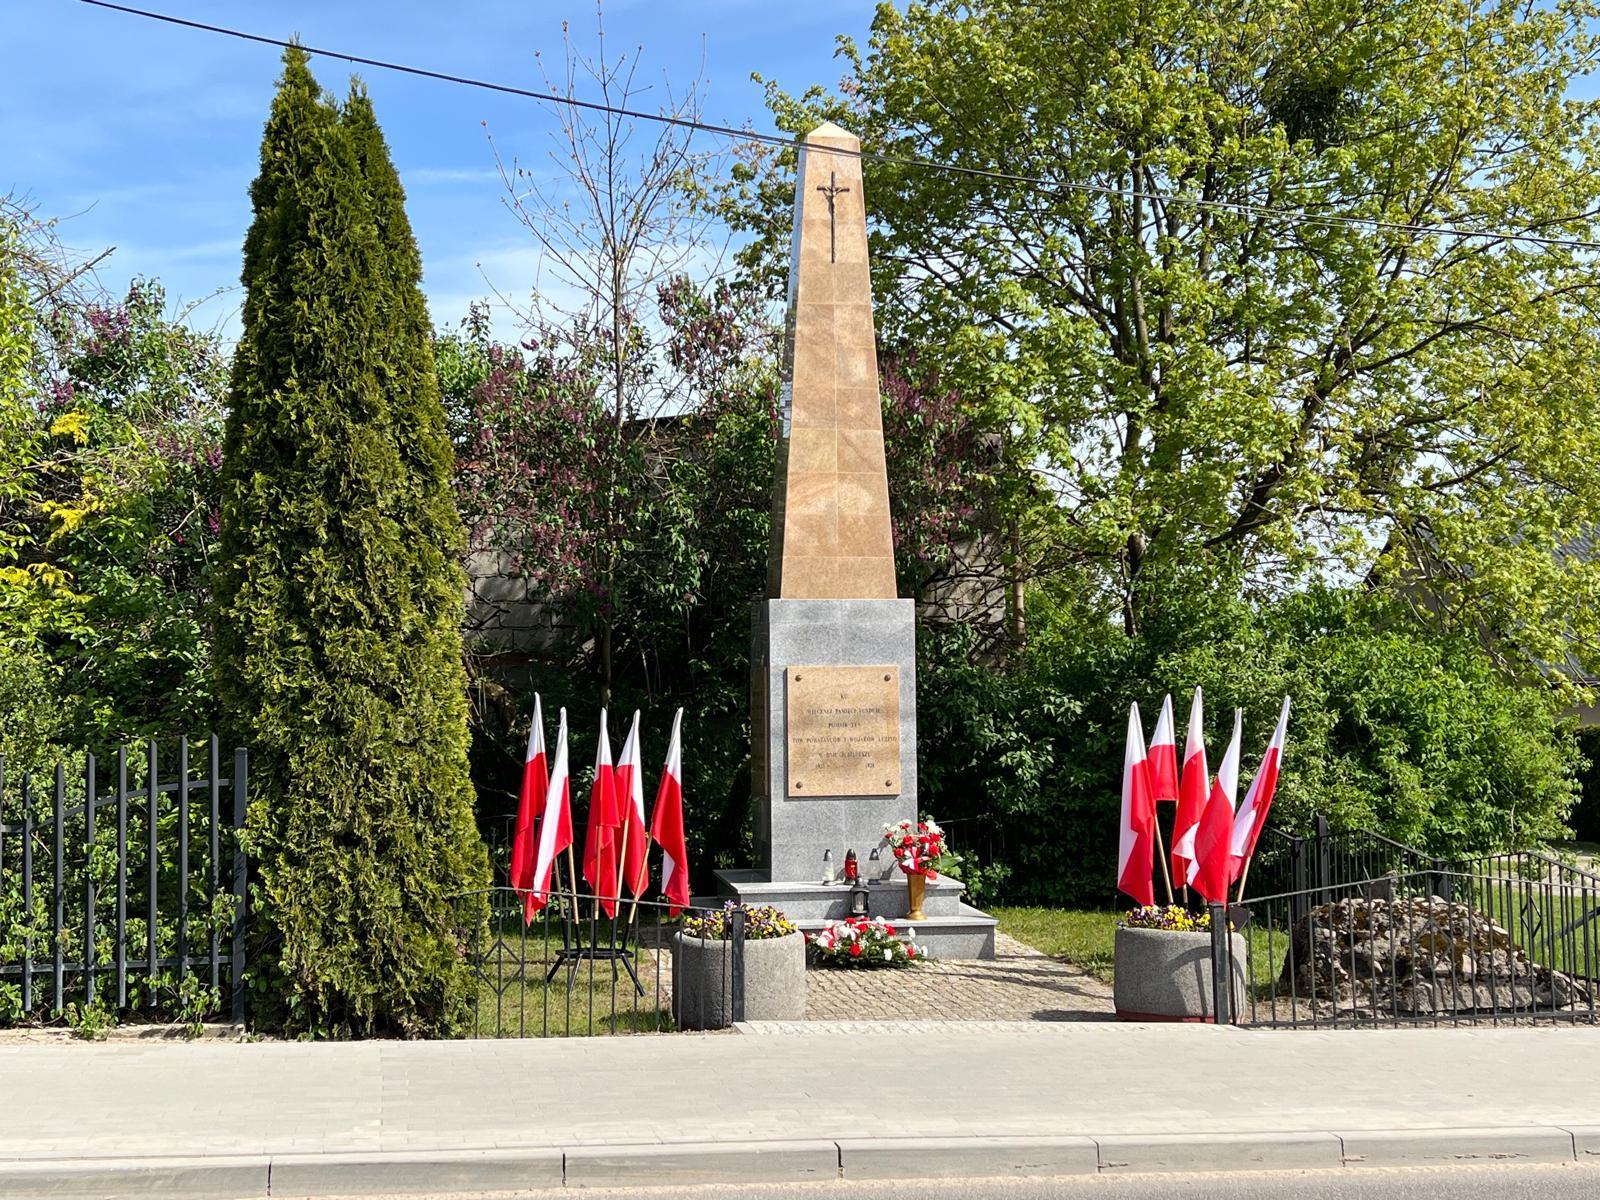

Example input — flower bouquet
[808,916,918,968]
[882,818,950,879]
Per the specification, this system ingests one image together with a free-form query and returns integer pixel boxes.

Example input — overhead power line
[76,0,1600,253]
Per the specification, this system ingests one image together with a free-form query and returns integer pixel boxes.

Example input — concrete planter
[671,930,807,1030]
[1113,925,1247,1022]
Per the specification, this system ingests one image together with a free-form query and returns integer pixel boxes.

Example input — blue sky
[6,1,876,339]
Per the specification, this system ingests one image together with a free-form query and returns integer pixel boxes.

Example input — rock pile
[1279,895,1593,1015]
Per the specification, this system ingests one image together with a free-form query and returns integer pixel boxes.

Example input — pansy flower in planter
[1119,905,1231,932]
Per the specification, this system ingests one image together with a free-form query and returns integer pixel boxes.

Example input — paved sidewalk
[1,1024,1598,1195]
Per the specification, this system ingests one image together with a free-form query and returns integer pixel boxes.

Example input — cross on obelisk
[815,171,850,263]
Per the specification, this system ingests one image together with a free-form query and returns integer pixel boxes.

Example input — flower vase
[905,871,928,921]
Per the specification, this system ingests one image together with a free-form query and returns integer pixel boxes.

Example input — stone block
[563,1141,839,1187]
[838,1136,1098,1179]
[1338,1126,1577,1167]
[1096,1131,1343,1173]
[751,599,916,882]
[0,1156,269,1198]
[268,1149,564,1195]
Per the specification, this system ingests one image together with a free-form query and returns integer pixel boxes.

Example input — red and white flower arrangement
[882,818,949,879]
[807,916,919,968]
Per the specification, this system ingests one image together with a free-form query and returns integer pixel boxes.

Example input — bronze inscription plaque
[786,665,900,797]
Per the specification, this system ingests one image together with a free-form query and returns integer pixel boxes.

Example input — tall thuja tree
[215,49,487,1037]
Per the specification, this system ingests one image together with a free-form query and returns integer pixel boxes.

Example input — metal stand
[543,895,645,997]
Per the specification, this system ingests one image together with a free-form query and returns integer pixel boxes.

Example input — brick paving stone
[803,931,1114,1022]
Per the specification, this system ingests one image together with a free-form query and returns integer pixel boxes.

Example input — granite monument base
[750,598,917,882]
[712,868,998,961]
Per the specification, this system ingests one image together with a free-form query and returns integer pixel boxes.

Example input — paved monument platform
[713,868,999,959]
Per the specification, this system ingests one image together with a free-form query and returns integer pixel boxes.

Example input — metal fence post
[729,907,746,1025]
[1430,857,1452,903]
[1208,902,1233,1025]
[1314,815,1331,905]
[52,762,64,1014]
[21,772,33,1013]
[230,748,249,1024]
[84,753,96,1009]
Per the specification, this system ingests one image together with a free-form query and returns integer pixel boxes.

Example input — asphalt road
[301,1163,1600,1200]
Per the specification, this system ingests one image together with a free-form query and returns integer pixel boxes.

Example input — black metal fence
[1212,847,1600,1028]
[453,886,746,1038]
[0,737,249,1024]
[1245,818,1436,917]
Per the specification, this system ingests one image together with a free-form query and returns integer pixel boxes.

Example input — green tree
[920,581,1582,906]
[732,0,1600,680]
[214,49,487,1037]
[3,193,227,749]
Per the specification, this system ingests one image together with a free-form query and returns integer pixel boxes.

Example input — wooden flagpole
[565,843,581,922]
[1152,818,1175,905]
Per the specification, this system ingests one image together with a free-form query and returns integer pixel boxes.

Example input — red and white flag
[581,709,623,917]
[1231,696,1291,881]
[650,708,690,916]
[1170,687,1208,886]
[509,693,548,902]
[525,708,572,918]
[1117,702,1157,907]
[616,710,650,898]
[1188,707,1242,905]
[1147,694,1179,806]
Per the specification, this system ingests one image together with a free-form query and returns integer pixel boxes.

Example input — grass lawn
[466,947,674,1037]
[992,907,1120,982]
[994,906,1292,995]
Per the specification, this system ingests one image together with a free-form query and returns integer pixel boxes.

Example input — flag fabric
[581,709,623,917]
[650,708,690,916]
[525,708,572,919]
[616,710,650,898]
[508,693,548,897]
[1171,687,1209,886]
[1147,694,1179,805]
[1231,696,1291,881]
[1188,707,1242,904]
[1116,702,1157,907]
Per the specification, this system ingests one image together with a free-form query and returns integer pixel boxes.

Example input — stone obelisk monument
[717,123,996,959]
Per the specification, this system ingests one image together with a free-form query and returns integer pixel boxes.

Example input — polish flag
[616,710,650,898]
[1188,707,1242,905]
[1116,702,1157,907]
[650,708,690,915]
[525,708,572,917]
[508,694,548,902]
[1170,687,1208,886]
[1231,696,1291,880]
[581,709,623,917]
[1147,694,1179,806]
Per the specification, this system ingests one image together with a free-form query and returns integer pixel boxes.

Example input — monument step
[712,868,966,921]
[794,905,999,962]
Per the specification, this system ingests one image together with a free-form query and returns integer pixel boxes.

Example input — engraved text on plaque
[786,665,900,797]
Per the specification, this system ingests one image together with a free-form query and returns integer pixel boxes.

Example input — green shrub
[213,49,488,1038]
